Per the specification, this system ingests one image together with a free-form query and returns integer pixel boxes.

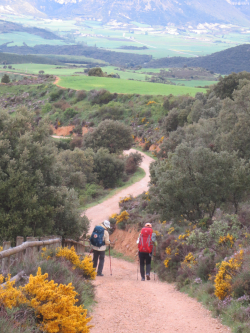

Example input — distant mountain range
[1,0,250,26]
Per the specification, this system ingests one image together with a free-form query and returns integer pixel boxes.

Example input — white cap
[103,220,111,228]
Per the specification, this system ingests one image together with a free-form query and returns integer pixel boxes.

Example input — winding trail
[83,149,154,232]
[84,149,231,333]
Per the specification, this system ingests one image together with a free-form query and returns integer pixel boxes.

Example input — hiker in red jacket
[137,223,157,281]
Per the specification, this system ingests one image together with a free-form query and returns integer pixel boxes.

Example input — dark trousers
[139,252,152,278]
[93,250,105,275]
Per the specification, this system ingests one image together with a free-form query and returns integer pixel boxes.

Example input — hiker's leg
[146,253,152,276]
[139,252,145,279]
[97,250,105,275]
[93,250,99,269]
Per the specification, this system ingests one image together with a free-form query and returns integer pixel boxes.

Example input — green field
[0,32,66,47]
[4,15,250,60]
[57,76,206,96]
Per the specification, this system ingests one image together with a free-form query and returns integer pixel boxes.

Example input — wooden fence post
[26,237,39,259]
[16,237,24,262]
[2,241,11,273]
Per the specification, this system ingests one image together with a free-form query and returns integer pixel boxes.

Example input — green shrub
[125,151,143,174]
[83,119,133,154]
[88,67,104,77]
[64,108,78,120]
[49,89,64,101]
[94,148,125,188]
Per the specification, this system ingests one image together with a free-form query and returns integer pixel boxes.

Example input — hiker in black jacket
[137,223,157,281]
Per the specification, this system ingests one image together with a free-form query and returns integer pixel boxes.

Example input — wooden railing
[0,236,90,274]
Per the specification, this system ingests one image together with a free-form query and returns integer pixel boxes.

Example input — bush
[94,148,125,188]
[49,89,64,102]
[83,119,133,154]
[75,90,87,102]
[1,74,10,84]
[125,151,143,174]
[88,67,104,77]
[64,108,78,121]
[88,89,113,105]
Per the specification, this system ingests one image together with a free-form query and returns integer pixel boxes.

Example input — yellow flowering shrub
[0,275,27,309]
[119,195,133,204]
[56,247,96,280]
[182,253,197,267]
[168,227,175,234]
[219,234,235,247]
[0,246,3,252]
[153,230,161,237]
[115,211,130,224]
[147,101,157,105]
[141,117,146,123]
[110,213,118,220]
[165,247,171,255]
[157,136,164,144]
[23,268,92,333]
[214,250,244,300]
[164,258,170,268]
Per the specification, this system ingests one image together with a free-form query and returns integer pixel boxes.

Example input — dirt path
[86,149,231,333]
[83,149,154,232]
[91,259,230,333]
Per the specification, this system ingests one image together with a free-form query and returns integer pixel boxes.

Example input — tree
[88,67,104,77]
[94,148,125,188]
[83,120,133,154]
[211,71,250,100]
[39,70,45,75]
[149,143,250,222]
[56,148,96,188]
[1,74,10,84]
[0,108,89,243]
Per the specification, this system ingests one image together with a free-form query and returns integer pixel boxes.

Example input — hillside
[0,44,152,67]
[145,44,250,74]
[0,0,249,25]
[0,52,60,65]
[0,20,62,40]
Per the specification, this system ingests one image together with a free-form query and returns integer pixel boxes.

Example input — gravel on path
[84,148,231,333]
[91,257,230,333]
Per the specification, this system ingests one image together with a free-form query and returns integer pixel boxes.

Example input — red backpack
[138,227,153,253]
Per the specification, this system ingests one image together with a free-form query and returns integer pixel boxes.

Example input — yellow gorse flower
[119,195,133,204]
[56,247,96,280]
[147,101,157,105]
[168,227,175,235]
[214,250,244,300]
[219,234,235,247]
[182,253,197,267]
[164,258,170,268]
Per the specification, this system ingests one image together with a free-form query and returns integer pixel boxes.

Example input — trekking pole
[109,245,112,276]
[152,245,155,281]
[137,251,139,281]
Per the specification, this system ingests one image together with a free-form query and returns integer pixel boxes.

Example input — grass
[105,248,135,263]
[57,76,206,96]
[180,282,250,333]
[80,167,146,210]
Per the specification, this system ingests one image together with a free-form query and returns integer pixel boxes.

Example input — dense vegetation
[145,44,250,74]
[0,52,59,65]
[0,44,152,67]
[110,72,250,333]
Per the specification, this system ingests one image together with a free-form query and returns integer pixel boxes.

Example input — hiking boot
[146,274,150,280]
[141,277,145,281]
[97,273,104,276]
